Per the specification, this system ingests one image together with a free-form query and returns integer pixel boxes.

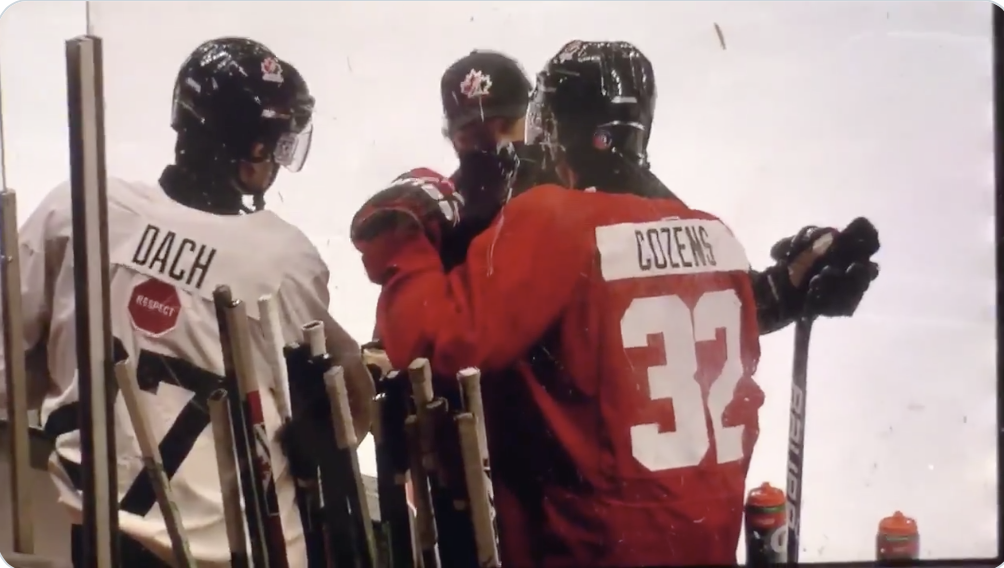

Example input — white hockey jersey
[0,177,338,567]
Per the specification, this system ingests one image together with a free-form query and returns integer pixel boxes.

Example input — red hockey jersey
[372,183,764,566]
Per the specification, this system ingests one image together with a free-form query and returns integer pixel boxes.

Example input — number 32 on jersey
[622,289,746,472]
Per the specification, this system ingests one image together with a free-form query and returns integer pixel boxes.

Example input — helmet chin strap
[230,159,279,213]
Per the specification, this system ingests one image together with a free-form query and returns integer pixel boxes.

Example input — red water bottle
[744,482,786,565]
[876,511,919,563]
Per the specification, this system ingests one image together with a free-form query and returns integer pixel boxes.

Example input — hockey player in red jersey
[352,41,879,566]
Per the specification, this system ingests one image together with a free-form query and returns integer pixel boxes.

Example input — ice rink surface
[0,0,996,563]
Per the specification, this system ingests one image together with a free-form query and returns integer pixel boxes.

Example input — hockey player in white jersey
[0,37,374,567]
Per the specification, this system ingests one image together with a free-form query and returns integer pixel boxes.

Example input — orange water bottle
[745,482,786,565]
[876,511,919,563]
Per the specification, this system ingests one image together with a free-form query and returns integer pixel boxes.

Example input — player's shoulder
[250,211,327,279]
[676,204,727,224]
[672,207,751,272]
[497,183,587,236]
[114,176,324,277]
[506,182,577,213]
[107,176,324,287]
[677,206,743,243]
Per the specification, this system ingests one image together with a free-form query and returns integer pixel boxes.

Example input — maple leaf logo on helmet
[261,57,284,84]
[459,69,492,99]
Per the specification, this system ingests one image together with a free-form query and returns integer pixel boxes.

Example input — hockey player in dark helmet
[5,36,374,567]
[526,40,670,198]
[352,39,879,566]
[528,40,881,335]
[164,36,315,215]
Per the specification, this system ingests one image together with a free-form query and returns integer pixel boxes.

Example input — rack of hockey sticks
[372,356,499,568]
[209,289,380,568]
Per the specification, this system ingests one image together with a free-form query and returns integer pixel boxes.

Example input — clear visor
[273,121,313,173]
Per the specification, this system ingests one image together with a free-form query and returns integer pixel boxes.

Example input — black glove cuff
[278,416,328,480]
[281,343,340,477]
[752,264,804,334]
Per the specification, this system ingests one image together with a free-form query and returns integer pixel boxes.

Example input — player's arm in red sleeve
[377,185,590,376]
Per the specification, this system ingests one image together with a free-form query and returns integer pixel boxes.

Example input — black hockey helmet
[171,37,315,177]
[526,41,657,183]
[440,50,531,137]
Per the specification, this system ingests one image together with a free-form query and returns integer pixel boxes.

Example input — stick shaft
[457,368,488,462]
[258,295,292,419]
[225,294,289,568]
[214,286,269,568]
[404,415,439,568]
[209,390,250,568]
[456,413,498,568]
[115,360,196,567]
[786,317,813,563]
[407,359,438,477]
[296,323,339,568]
[0,189,33,553]
[324,365,377,567]
[373,395,414,568]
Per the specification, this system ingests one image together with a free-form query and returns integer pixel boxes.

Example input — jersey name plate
[595,218,750,282]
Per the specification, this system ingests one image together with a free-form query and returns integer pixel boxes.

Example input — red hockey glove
[351,168,462,283]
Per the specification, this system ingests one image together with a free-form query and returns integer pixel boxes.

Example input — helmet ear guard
[526,41,657,190]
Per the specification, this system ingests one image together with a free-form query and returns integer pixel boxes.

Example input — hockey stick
[0,189,34,554]
[785,217,879,563]
[208,389,250,568]
[258,295,327,567]
[325,361,378,566]
[258,295,293,422]
[786,316,813,564]
[219,289,289,568]
[456,413,498,568]
[408,359,478,567]
[404,414,440,568]
[456,369,488,466]
[456,369,499,568]
[113,359,196,567]
[213,286,270,568]
[373,370,415,568]
[66,34,120,568]
[302,322,377,568]
[296,323,351,568]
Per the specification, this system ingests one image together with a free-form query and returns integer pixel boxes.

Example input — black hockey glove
[278,342,339,480]
[754,217,880,333]
[454,136,520,223]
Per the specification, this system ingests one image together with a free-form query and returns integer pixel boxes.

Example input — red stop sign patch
[129,278,181,337]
